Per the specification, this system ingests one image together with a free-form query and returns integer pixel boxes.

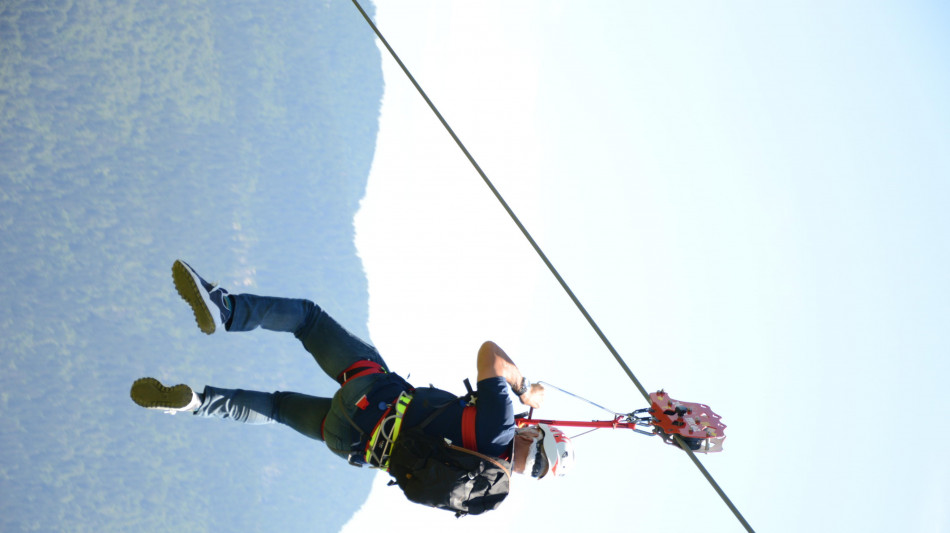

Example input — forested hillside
[0,1,384,531]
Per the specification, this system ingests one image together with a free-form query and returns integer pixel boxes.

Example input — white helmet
[537,423,575,478]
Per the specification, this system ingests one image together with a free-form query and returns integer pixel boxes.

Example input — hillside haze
[0,1,384,531]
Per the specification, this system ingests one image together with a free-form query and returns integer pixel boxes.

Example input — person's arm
[476,340,545,409]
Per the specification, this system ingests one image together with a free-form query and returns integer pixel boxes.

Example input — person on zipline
[131,260,574,482]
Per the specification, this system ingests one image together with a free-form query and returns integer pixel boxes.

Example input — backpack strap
[462,378,476,402]
[410,379,479,451]
[461,406,477,451]
[415,397,457,429]
[459,378,478,451]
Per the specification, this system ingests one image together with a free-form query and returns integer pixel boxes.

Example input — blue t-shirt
[402,377,515,458]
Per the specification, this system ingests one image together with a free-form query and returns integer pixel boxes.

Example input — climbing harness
[365,391,413,470]
[349,2,754,530]
[364,379,480,470]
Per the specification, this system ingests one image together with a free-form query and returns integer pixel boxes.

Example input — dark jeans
[193,294,402,462]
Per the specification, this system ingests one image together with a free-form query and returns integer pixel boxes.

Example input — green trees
[1,1,383,531]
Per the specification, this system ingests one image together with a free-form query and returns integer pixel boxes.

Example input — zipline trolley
[517,388,727,454]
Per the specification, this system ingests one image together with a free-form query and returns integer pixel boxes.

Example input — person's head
[512,423,575,479]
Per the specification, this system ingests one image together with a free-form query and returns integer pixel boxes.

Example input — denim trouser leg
[194,386,330,442]
[227,293,388,378]
[194,293,394,459]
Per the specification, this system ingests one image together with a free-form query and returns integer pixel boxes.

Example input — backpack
[386,384,512,517]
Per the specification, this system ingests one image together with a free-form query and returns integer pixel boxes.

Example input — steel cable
[350,2,754,531]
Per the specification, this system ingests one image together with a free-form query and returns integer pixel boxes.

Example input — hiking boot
[172,259,232,334]
[130,377,201,414]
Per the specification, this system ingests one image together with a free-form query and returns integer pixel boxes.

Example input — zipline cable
[349,1,650,404]
[350,2,754,531]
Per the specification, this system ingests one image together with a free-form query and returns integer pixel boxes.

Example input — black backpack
[387,390,511,517]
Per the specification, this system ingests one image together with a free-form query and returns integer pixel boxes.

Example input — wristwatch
[513,377,529,396]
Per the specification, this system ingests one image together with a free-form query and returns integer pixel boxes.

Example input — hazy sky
[350,1,949,531]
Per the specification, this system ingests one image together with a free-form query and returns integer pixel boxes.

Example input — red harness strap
[337,360,386,387]
[461,405,477,452]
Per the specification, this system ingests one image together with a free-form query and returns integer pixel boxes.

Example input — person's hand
[519,382,545,409]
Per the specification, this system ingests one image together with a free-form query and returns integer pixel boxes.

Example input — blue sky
[351,1,949,531]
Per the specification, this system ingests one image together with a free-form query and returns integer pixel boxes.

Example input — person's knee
[292,300,323,339]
